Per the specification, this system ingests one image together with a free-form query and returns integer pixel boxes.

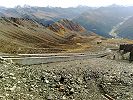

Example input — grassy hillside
[0,17,98,54]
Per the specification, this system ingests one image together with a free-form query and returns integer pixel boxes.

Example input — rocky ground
[0,52,133,100]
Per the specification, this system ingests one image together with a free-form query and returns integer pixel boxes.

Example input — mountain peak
[108,4,124,7]
[49,19,86,34]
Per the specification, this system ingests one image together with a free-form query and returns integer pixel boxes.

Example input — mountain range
[74,5,133,37]
[0,6,92,25]
[0,5,133,53]
[0,5,133,39]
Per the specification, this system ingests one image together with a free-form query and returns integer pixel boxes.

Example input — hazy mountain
[1,5,133,39]
[73,5,133,37]
[0,6,92,25]
[113,16,133,39]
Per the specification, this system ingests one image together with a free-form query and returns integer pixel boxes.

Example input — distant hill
[114,16,133,39]
[0,17,96,53]
[73,5,133,37]
[0,6,92,25]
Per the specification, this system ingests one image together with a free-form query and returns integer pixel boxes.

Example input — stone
[62,95,67,99]
[12,77,16,80]
[69,88,74,95]
[10,85,16,91]
[9,73,14,76]
[45,79,49,83]
[47,95,53,100]
[77,78,82,84]
[17,81,21,83]
[59,84,65,92]
[60,76,65,83]
[0,76,3,78]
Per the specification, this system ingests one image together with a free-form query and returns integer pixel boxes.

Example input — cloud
[0,0,133,8]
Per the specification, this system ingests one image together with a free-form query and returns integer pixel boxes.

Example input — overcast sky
[0,0,133,8]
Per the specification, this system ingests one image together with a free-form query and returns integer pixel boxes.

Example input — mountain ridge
[73,6,133,37]
[1,5,133,39]
[0,17,97,53]
[0,6,92,25]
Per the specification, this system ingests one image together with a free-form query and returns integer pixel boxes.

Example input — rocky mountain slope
[49,19,85,33]
[0,6,92,25]
[0,17,97,54]
[48,19,90,38]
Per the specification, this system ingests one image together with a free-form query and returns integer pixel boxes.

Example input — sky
[0,0,133,8]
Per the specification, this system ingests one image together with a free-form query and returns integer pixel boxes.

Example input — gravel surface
[0,55,133,100]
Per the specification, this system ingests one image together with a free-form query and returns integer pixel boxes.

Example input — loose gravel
[0,55,133,100]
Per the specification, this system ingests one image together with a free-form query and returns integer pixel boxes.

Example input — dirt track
[1,53,108,65]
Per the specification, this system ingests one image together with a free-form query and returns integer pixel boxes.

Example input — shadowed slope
[115,16,133,39]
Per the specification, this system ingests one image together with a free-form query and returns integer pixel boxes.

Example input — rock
[5,94,9,96]
[0,95,5,99]
[75,85,80,89]
[17,81,21,83]
[45,79,49,83]
[69,88,74,95]
[9,73,14,76]
[62,95,67,99]
[60,76,65,83]
[23,78,27,82]
[0,76,3,78]
[77,77,82,84]
[12,77,16,80]
[47,95,53,100]
[59,85,65,92]
[10,85,16,91]
[84,85,87,88]
[41,76,45,81]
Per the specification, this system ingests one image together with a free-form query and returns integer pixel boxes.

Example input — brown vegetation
[0,17,99,54]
